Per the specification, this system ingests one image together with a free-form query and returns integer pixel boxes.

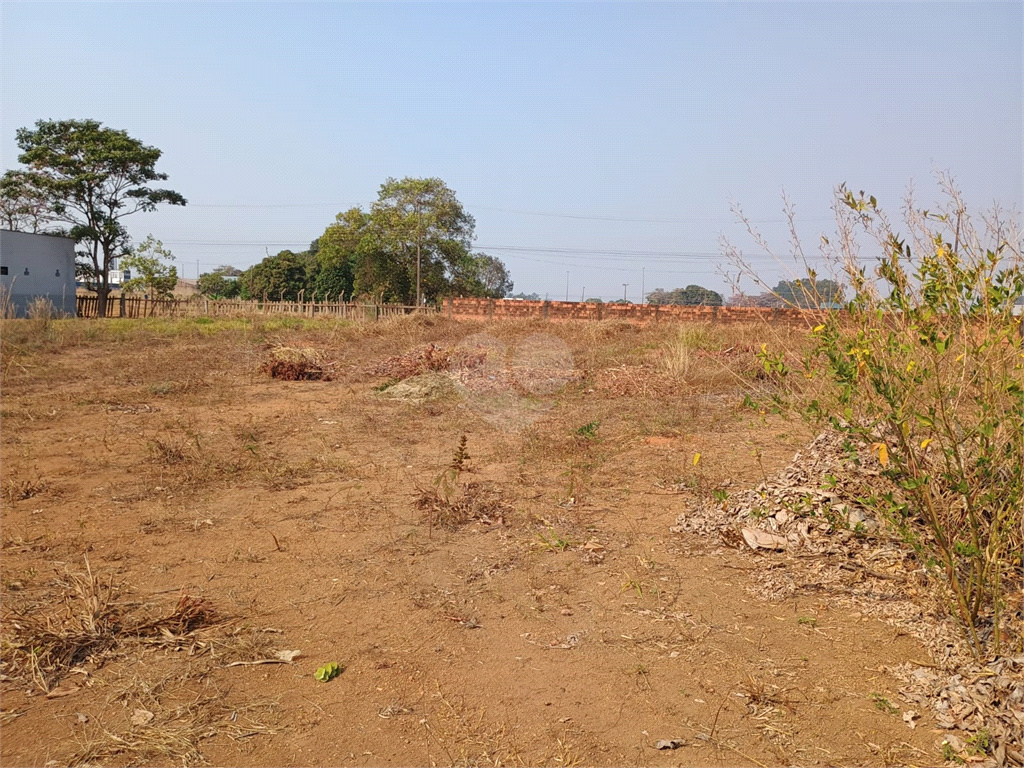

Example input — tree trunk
[97,274,109,317]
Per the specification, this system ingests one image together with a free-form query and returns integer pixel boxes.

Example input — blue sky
[2,1,1020,301]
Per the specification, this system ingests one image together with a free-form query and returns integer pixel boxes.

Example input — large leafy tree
[363,177,476,305]
[4,119,186,315]
[240,250,308,301]
[312,207,366,301]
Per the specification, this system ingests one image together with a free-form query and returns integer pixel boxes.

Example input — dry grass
[416,481,513,531]
[0,557,225,693]
[3,312,958,767]
[69,678,277,767]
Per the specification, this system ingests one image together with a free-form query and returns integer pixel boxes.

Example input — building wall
[0,230,78,317]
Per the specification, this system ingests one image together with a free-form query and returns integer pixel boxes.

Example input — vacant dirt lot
[0,315,982,766]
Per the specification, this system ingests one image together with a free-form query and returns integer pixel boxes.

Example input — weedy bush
[726,174,1023,659]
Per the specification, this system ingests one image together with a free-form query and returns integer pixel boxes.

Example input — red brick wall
[444,297,830,327]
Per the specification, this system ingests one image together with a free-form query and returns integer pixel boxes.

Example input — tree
[646,285,723,306]
[0,172,61,233]
[449,252,513,298]
[240,250,308,301]
[6,119,186,316]
[197,266,242,299]
[120,235,178,298]
[311,207,366,301]
[509,291,542,301]
[471,253,513,298]
[363,177,476,306]
[772,278,844,308]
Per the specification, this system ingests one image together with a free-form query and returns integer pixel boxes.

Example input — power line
[181,200,833,224]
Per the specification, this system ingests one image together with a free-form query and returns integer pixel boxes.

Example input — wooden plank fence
[76,295,437,320]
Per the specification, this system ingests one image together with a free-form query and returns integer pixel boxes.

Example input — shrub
[725,174,1023,659]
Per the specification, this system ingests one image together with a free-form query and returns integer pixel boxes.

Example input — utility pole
[623,283,629,302]
[641,267,645,305]
[415,206,422,311]
[581,286,585,302]
[565,271,569,302]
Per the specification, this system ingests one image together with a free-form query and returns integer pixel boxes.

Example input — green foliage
[869,693,899,715]
[240,250,309,301]
[197,267,241,299]
[311,207,364,301]
[576,420,601,439]
[745,179,1023,659]
[360,177,476,305]
[450,252,514,298]
[771,278,844,308]
[355,177,511,304]
[646,285,724,306]
[6,119,186,312]
[120,235,178,299]
[0,172,61,233]
[314,662,343,682]
[215,180,512,306]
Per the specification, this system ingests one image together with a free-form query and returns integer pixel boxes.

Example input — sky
[2,1,1021,302]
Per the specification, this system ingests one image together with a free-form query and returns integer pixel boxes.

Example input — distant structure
[0,229,78,317]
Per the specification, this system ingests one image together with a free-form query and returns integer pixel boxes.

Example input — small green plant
[536,528,571,552]
[314,662,343,682]
[869,693,899,715]
[966,729,992,756]
[575,420,601,439]
[711,488,729,507]
[797,616,817,627]
[620,573,644,598]
[942,741,965,764]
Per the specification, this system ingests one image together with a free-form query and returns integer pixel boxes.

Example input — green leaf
[314,662,343,682]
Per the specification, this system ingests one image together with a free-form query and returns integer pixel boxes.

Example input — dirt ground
[0,315,962,767]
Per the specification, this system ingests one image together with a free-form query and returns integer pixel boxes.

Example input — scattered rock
[654,739,686,750]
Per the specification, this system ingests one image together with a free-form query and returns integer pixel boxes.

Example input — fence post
[488,298,495,319]
[597,302,603,321]
[119,294,126,318]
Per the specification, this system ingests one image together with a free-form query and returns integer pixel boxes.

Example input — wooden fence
[75,295,437,320]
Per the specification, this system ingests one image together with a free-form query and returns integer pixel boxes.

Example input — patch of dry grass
[0,557,225,692]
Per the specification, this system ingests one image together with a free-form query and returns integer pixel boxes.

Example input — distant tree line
[727,279,844,309]
[645,285,724,306]
[198,177,513,305]
[0,120,512,311]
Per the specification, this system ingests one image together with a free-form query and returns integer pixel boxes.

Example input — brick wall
[444,297,830,328]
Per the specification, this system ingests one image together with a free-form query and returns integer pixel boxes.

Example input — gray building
[0,229,78,317]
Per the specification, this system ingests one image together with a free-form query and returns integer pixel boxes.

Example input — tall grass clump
[724,174,1023,659]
